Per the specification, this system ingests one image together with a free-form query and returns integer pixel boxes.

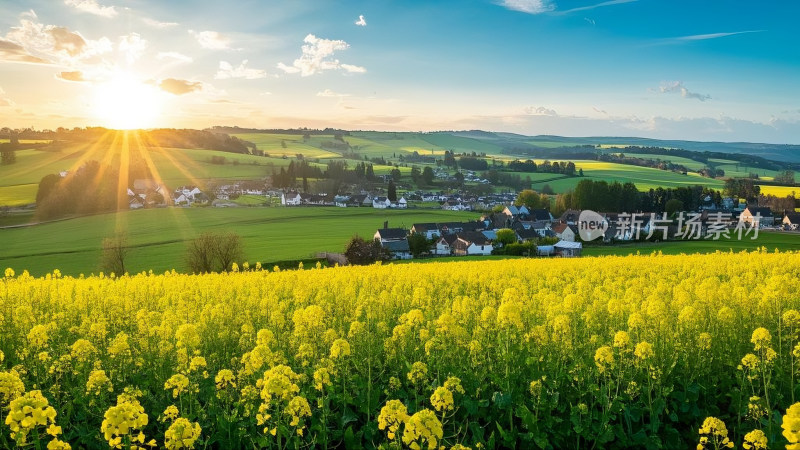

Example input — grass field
[582,231,800,256]
[529,160,725,192]
[0,207,477,276]
[0,135,290,205]
[620,153,708,171]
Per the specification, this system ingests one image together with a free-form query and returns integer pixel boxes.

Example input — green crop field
[0,207,477,276]
[528,160,725,193]
[618,153,708,171]
[582,231,800,256]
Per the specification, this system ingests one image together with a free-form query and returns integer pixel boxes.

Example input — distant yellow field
[758,185,799,197]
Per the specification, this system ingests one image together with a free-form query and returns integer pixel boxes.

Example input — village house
[552,223,578,242]
[452,231,493,256]
[559,209,581,225]
[281,191,302,206]
[740,206,774,228]
[783,212,800,230]
[411,223,440,239]
[381,240,412,260]
[372,197,391,209]
[434,234,458,255]
[131,179,168,208]
[374,226,408,243]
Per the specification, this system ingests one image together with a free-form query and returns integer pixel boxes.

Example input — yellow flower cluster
[164,374,190,398]
[164,417,202,450]
[634,341,654,361]
[378,399,409,440]
[329,338,351,359]
[697,416,734,450]
[101,398,150,449]
[594,346,614,374]
[402,408,444,450]
[783,402,800,450]
[408,361,428,385]
[161,405,179,422]
[0,370,25,405]
[430,386,454,412]
[86,369,113,397]
[5,390,59,445]
[285,396,312,430]
[214,369,236,390]
[742,429,767,450]
[257,364,300,404]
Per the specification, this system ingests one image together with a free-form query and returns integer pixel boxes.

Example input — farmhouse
[552,223,578,242]
[381,239,412,260]
[434,234,458,255]
[560,209,581,225]
[372,197,391,209]
[281,191,302,206]
[740,206,774,228]
[515,228,540,242]
[784,212,800,230]
[452,232,493,256]
[374,227,408,243]
[411,223,440,239]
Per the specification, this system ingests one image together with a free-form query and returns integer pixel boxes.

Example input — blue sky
[0,0,798,143]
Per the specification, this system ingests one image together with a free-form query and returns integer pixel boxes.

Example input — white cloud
[189,30,231,50]
[276,62,300,74]
[3,18,112,66]
[341,63,366,73]
[157,51,193,64]
[119,33,146,64]
[674,30,763,41]
[158,78,204,95]
[317,89,349,97]
[278,34,365,76]
[55,70,88,82]
[142,18,179,29]
[63,0,117,18]
[524,106,558,116]
[659,81,711,102]
[0,86,13,107]
[558,0,636,14]
[215,60,267,80]
[500,0,555,14]
[355,15,367,26]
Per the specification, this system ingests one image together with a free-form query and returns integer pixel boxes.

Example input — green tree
[36,174,61,204]
[515,189,541,209]
[496,228,517,246]
[407,233,430,258]
[665,198,684,217]
[344,236,390,265]
[388,180,398,202]
[421,167,435,185]
[0,148,16,165]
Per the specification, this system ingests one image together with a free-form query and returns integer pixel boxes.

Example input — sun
[93,74,163,130]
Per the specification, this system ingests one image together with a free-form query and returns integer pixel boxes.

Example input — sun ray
[130,132,195,245]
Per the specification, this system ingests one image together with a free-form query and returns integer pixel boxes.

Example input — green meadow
[582,231,800,256]
[0,207,477,276]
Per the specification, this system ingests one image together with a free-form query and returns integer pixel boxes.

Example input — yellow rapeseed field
[2,251,800,449]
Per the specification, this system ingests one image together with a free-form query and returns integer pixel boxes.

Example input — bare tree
[186,232,244,273]
[100,232,129,275]
[214,232,243,272]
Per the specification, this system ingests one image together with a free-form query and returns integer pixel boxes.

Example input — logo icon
[578,210,608,241]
